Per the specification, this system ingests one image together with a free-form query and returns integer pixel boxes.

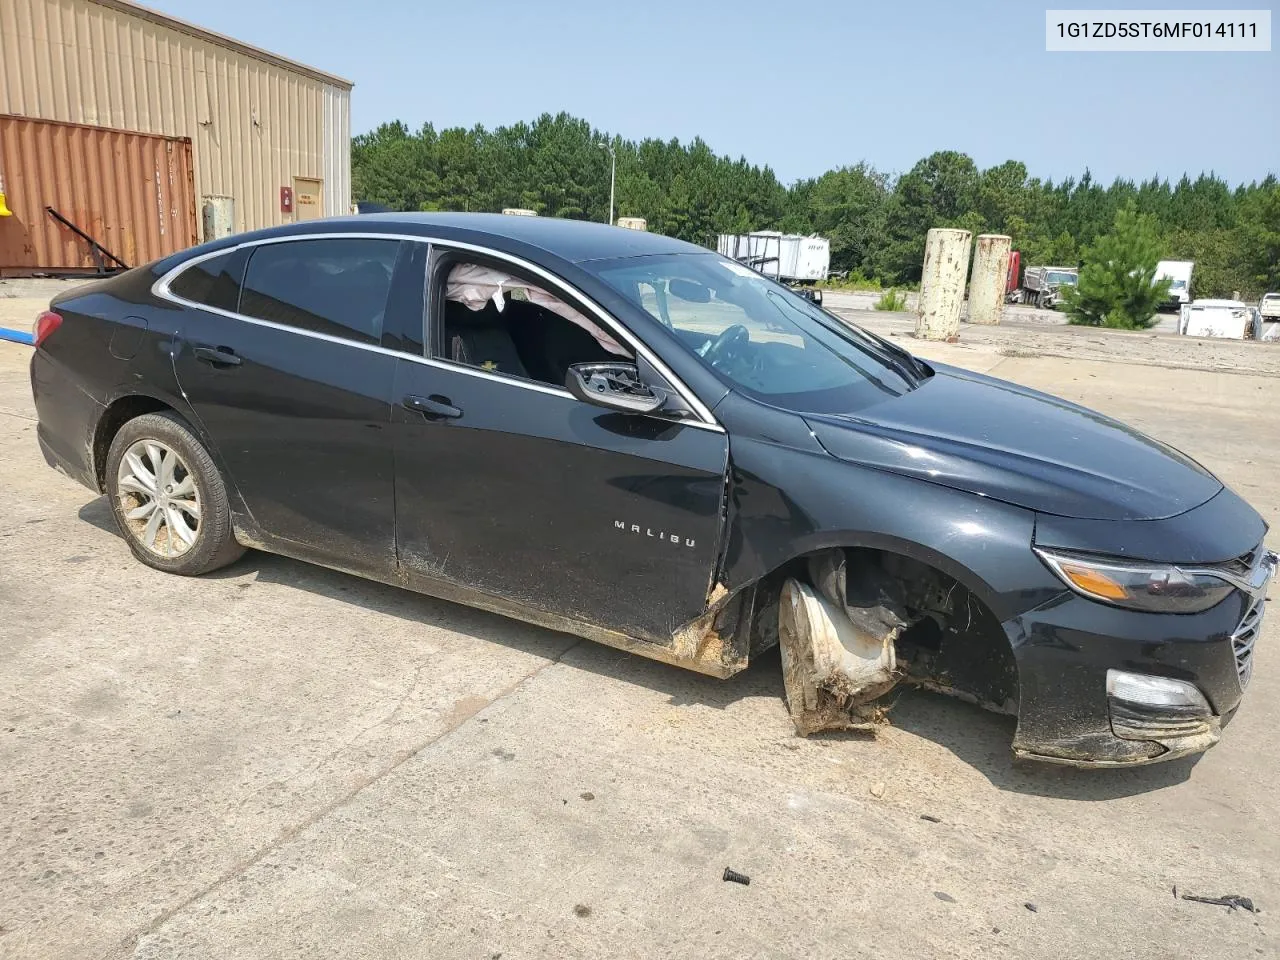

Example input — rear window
[168,251,243,312]
[239,238,401,345]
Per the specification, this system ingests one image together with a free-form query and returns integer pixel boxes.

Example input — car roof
[342,212,708,263]
[151,212,714,278]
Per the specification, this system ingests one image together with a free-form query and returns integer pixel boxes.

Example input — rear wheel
[104,412,244,575]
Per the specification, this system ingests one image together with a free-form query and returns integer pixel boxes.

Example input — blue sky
[151,0,1277,186]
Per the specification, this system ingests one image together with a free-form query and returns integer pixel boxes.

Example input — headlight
[1034,548,1235,613]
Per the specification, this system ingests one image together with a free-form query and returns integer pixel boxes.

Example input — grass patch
[874,289,908,311]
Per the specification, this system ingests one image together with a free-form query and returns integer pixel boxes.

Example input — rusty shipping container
[0,114,197,274]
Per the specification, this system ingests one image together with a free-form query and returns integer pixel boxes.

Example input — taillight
[34,311,62,347]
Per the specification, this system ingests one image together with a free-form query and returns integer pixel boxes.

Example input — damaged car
[30,213,1276,766]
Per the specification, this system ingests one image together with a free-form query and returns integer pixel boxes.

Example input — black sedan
[30,213,1275,766]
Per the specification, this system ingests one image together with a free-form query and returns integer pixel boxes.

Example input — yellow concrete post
[969,234,1012,325]
[915,228,972,340]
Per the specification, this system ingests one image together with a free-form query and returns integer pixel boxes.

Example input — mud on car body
[29,213,1275,767]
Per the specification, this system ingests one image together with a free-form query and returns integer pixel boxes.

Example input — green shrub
[874,288,908,311]
[819,270,883,291]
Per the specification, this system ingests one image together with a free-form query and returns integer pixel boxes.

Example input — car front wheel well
[749,546,1019,717]
[92,395,176,491]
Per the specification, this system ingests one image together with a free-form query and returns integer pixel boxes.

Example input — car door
[388,244,730,643]
[167,235,403,575]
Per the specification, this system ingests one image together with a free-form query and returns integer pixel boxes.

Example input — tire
[778,577,898,736]
[104,411,245,575]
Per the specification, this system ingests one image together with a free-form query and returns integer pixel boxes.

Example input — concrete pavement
[1,328,1277,959]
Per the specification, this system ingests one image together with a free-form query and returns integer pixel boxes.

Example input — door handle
[402,394,462,420]
[193,345,242,367]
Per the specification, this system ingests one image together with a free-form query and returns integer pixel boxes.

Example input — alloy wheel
[116,439,202,557]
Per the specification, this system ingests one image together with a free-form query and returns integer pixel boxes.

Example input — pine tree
[351,113,1275,297]
[1063,203,1171,329]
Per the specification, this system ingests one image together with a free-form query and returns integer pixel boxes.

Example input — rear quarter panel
[36,269,189,488]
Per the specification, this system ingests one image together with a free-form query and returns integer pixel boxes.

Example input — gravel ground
[819,292,1279,379]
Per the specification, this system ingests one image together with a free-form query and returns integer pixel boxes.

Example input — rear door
[168,236,402,574]
[387,244,730,643]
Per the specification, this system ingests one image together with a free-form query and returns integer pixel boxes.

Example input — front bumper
[1005,575,1268,766]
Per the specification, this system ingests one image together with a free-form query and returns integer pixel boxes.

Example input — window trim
[152,232,722,431]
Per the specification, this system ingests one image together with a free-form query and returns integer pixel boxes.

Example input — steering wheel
[703,323,750,370]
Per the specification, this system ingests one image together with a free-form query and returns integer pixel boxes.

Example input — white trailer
[1179,299,1255,339]
[717,231,830,284]
[1155,260,1194,310]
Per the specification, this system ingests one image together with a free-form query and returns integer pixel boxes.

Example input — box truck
[1155,260,1194,311]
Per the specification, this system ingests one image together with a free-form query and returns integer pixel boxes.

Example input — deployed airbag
[446,264,628,357]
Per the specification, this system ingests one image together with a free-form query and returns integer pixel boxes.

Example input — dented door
[391,358,729,643]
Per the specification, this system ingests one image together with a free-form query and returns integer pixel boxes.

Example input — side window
[240,238,401,345]
[168,250,244,312]
[434,259,630,387]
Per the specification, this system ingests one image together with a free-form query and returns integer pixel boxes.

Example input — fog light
[1106,670,1210,711]
[1107,670,1213,741]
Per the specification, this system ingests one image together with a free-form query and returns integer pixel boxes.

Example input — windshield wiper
[861,326,931,382]
[815,311,928,385]
[763,287,927,388]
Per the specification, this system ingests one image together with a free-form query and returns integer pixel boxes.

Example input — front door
[292,177,323,222]
[389,250,729,643]
[170,236,402,573]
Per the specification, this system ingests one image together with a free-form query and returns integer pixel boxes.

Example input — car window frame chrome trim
[152,231,724,432]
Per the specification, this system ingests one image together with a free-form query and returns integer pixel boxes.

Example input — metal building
[0,0,352,275]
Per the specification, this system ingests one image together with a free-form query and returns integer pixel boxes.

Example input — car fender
[721,431,1065,623]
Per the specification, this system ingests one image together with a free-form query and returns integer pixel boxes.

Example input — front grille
[1232,597,1264,689]
[1222,545,1260,581]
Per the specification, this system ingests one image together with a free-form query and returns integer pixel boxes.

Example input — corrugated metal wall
[322,84,351,217]
[0,115,197,273]
[0,0,352,246]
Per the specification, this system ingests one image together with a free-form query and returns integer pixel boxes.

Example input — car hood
[803,363,1222,521]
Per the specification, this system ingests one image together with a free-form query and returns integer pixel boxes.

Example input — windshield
[1047,271,1078,285]
[589,253,918,413]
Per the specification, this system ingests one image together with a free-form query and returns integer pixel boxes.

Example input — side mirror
[565,362,666,415]
[799,287,823,305]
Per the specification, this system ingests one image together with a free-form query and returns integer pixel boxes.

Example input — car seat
[444,299,529,378]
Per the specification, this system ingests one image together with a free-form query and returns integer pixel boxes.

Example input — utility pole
[598,141,616,226]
